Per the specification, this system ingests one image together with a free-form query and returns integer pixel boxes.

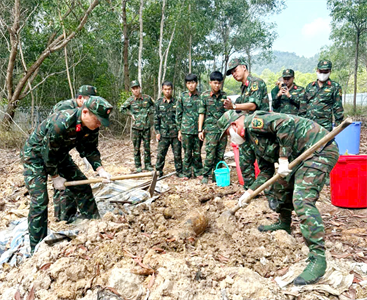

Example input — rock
[163,207,174,219]
[107,268,145,298]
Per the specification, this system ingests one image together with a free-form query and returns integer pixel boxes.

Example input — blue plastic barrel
[335,121,362,155]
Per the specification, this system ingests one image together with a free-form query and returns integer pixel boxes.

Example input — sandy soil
[0,123,366,300]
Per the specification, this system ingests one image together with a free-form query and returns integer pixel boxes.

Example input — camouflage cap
[217,110,246,138]
[85,96,113,127]
[282,69,294,78]
[130,80,140,88]
[226,58,248,76]
[77,85,97,96]
[317,60,332,70]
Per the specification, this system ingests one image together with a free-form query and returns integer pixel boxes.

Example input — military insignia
[76,124,82,132]
[107,109,111,115]
[245,92,249,96]
[251,82,258,91]
[84,134,89,137]
[324,61,327,64]
[294,86,297,89]
[245,80,249,87]
[254,138,259,145]
[325,89,331,92]
[252,118,264,129]
[173,105,176,108]
[327,81,331,85]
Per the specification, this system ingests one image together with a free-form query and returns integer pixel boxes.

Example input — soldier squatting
[21,59,344,286]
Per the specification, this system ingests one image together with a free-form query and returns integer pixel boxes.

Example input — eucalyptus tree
[328,0,367,112]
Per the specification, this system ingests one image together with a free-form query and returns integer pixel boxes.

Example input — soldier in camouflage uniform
[299,60,344,132]
[51,85,97,114]
[154,81,183,177]
[198,71,228,184]
[218,110,339,286]
[224,58,269,189]
[271,69,305,115]
[51,85,98,217]
[21,96,113,253]
[120,80,154,172]
[176,74,203,179]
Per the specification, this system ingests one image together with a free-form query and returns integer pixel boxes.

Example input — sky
[269,0,332,58]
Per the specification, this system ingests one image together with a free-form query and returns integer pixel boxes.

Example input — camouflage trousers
[266,143,339,257]
[132,128,152,168]
[239,140,256,189]
[24,155,99,252]
[203,132,227,177]
[155,137,182,174]
[181,133,203,178]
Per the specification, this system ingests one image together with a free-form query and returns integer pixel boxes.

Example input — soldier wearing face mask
[299,60,344,132]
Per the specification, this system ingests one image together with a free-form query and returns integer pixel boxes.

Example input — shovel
[64,171,156,187]
[218,117,353,235]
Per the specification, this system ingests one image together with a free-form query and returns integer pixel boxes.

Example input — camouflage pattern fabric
[154,97,182,173]
[199,90,228,177]
[299,79,344,131]
[176,91,201,135]
[155,137,182,174]
[271,83,305,115]
[120,94,154,130]
[51,99,78,114]
[202,132,227,178]
[242,111,339,257]
[121,94,154,168]
[176,90,203,177]
[181,133,203,178]
[21,108,102,252]
[198,90,227,134]
[132,128,152,168]
[154,97,179,138]
[236,75,269,112]
[236,75,269,188]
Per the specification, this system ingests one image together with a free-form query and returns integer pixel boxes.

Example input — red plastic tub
[330,155,367,208]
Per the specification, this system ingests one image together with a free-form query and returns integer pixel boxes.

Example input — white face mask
[317,72,330,82]
[229,127,245,145]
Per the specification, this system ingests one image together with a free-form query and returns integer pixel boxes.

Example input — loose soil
[0,123,366,300]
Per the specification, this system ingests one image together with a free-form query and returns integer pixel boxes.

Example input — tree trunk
[353,31,360,114]
[138,0,144,88]
[2,0,99,128]
[188,3,192,73]
[157,0,166,98]
[122,0,130,91]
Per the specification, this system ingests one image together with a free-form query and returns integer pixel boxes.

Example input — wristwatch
[233,103,237,110]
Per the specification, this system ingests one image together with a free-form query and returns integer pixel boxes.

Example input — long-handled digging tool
[215,117,353,235]
[64,171,156,187]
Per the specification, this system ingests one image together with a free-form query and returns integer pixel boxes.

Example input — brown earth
[0,123,366,300]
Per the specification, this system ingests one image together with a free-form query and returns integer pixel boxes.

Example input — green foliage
[118,90,132,107]
[343,103,367,117]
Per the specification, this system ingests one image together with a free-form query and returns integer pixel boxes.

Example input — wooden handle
[64,171,154,187]
[230,117,353,214]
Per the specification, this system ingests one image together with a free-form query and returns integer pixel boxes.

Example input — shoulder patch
[251,82,258,91]
[252,118,264,129]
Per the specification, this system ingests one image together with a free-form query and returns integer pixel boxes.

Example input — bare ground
[0,123,366,300]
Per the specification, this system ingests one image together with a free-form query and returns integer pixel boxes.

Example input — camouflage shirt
[299,79,344,131]
[236,75,269,112]
[21,108,102,176]
[243,111,338,191]
[198,90,227,134]
[154,97,179,138]
[271,83,305,115]
[51,99,78,114]
[176,90,201,134]
[120,94,154,130]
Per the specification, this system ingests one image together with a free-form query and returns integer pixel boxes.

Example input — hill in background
[251,51,319,74]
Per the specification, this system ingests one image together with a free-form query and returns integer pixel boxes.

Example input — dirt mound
[1,130,367,300]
